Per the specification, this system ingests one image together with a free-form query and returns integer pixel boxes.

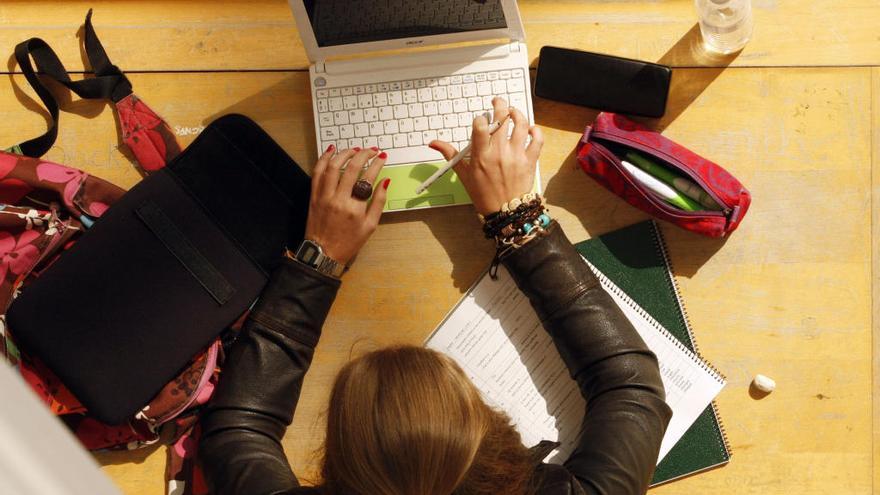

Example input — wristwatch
[290,239,345,278]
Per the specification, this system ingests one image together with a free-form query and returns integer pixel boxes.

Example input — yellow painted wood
[1,1,879,72]
[0,3,876,494]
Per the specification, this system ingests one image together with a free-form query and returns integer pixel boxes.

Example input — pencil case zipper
[588,130,731,219]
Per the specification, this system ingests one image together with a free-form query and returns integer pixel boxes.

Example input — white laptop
[289,0,535,211]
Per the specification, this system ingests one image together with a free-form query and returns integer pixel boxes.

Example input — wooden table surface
[1,1,878,494]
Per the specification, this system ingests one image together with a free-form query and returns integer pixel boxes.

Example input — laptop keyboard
[315,68,529,164]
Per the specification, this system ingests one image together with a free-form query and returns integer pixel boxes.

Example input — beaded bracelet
[481,193,552,278]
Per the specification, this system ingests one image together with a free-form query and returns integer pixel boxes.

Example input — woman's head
[321,346,534,495]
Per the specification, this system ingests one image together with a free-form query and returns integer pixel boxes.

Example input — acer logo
[406,40,424,45]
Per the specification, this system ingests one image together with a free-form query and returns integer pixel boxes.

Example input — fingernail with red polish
[379,151,388,159]
[353,147,361,152]
[370,146,379,151]
[383,178,391,189]
[325,144,335,152]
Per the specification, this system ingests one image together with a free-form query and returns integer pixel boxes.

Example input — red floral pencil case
[576,113,751,237]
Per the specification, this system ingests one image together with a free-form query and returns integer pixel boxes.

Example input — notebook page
[583,260,726,460]
[426,262,725,464]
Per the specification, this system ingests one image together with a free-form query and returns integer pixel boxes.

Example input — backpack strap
[12,9,179,173]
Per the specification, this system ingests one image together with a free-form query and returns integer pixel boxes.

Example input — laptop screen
[304,0,508,47]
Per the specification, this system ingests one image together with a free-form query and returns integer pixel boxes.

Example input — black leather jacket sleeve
[199,258,340,495]
[501,222,672,495]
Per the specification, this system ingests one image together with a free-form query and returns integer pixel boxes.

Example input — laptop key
[506,79,524,93]
[393,134,408,148]
[407,103,423,117]
[369,122,384,136]
[383,120,399,134]
[429,116,443,130]
[321,127,339,140]
[319,112,334,127]
[340,125,354,139]
[329,97,344,112]
[349,109,365,124]
[509,92,527,110]
[378,135,393,149]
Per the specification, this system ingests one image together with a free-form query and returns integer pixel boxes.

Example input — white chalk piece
[752,374,776,393]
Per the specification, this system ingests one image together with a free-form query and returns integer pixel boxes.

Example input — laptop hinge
[509,41,521,53]
[315,61,326,74]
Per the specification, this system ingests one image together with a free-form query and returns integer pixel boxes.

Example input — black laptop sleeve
[7,114,310,425]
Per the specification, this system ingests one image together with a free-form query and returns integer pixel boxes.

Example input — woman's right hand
[428,97,544,216]
[304,146,389,267]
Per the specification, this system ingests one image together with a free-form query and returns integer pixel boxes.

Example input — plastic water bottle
[695,0,753,54]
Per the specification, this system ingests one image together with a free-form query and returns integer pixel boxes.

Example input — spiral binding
[584,260,725,384]
[649,220,731,457]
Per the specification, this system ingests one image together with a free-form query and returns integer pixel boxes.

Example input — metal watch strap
[291,240,345,278]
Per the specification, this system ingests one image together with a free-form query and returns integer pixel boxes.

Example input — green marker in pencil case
[624,151,722,210]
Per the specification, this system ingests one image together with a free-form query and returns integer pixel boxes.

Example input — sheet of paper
[426,262,725,464]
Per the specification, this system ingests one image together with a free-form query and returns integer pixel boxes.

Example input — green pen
[621,160,702,212]
[624,151,721,210]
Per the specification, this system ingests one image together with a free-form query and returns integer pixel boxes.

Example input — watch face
[297,241,322,265]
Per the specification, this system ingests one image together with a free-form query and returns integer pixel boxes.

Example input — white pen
[415,113,510,195]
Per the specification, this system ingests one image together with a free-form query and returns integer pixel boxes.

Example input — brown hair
[320,346,536,495]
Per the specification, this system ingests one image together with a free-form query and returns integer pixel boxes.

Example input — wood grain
[872,66,879,495]
[0,1,879,72]
[0,2,877,494]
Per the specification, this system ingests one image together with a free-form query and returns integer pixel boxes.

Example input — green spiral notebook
[575,220,731,486]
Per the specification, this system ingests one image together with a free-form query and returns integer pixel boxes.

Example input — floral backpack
[3,11,220,494]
